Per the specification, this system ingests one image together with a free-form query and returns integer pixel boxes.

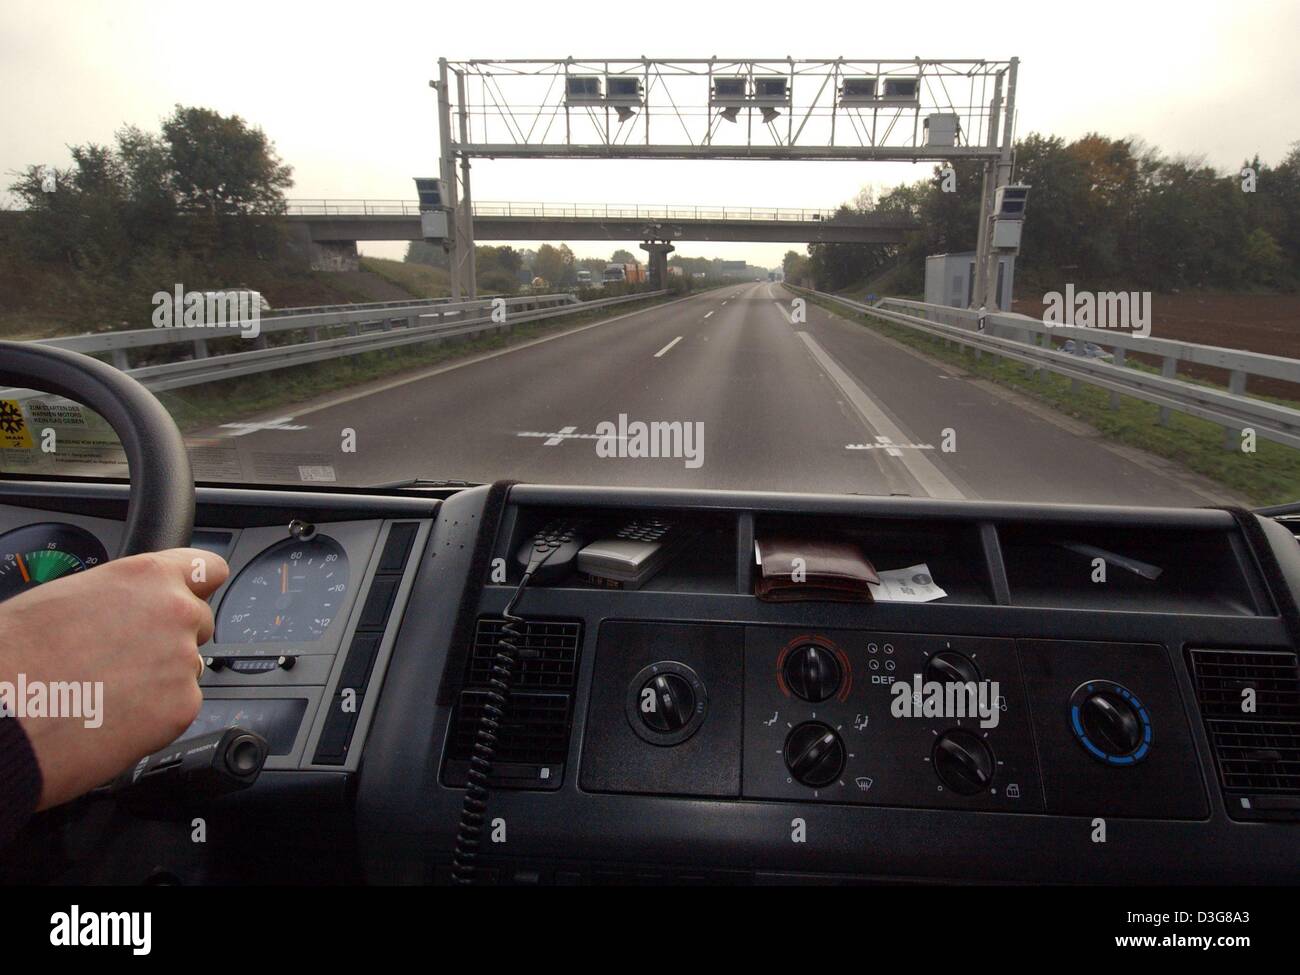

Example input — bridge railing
[791,287,1300,452]
[283,199,865,223]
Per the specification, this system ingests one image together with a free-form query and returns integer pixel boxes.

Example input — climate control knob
[1069,681,1151,764]
[638,673,696,734]
[783,644,843,702]
[933,729,995,795]
[784,722,846,788]
[924,650,980,686]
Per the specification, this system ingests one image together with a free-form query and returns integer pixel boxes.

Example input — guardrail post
[192,337,208,359]
[1109,349,1126,409]
[110,349,129,371]
[1158,357,1177,425]
[1223,369,1248,450]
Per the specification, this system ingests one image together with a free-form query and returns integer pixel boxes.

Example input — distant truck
[576,269,594,286]
[603,262,646,285]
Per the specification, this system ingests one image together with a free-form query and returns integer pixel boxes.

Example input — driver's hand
[0,548,229,810]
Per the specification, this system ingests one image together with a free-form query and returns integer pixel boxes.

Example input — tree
[533,243,574,285]
[161,106,293,217]
[611,248,635,264]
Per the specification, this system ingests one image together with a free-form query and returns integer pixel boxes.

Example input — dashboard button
[783,643,842,702]
[933,729,995,795]
[625,661,708,746]
[638,673,696,733]
[784,722,846,787]
[1069,680,1152,765]
[378,523,419,572]
[924,650,981,686]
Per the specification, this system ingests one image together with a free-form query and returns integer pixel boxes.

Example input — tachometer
[0,523,109,603]
[216,535,350,644]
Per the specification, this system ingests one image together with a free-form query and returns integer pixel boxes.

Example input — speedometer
[215,535,350,644]
[0,523,109,604]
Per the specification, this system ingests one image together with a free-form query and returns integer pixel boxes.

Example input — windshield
[3,5,1298,508]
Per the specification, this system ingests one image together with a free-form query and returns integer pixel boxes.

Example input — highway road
[194,283,1233,505]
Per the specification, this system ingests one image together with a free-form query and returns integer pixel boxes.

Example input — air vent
[1189,649,1300,820]
[451,691,572,765]
[468,619,581,689]
[443,618,582,791]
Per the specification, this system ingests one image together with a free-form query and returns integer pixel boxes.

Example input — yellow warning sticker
[0,399,33,449]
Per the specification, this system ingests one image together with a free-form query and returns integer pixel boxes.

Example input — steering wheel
[0,341,195,557]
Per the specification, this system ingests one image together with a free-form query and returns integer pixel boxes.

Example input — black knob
[638,673,696,733]
[784,722,846,788]
[924,650,980,686]
[933,729,995,795]
[783,644,842,702]
[1080,688,1143,755]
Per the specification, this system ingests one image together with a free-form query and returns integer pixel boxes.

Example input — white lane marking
[703,311,714,319]
[796,332,965,500]
[215,290,717,428]
[541,426,577,446]
[774,302,795,325]
[654,336,683,357]
[219,416,308,436]
[722,300,728,306]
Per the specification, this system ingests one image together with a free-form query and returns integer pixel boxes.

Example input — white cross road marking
[796,332,965,500]
[219,416,308,436]
[542,425,577,446]
[517,428,617,444]
[845,435,935,457]
[654,336,683,357]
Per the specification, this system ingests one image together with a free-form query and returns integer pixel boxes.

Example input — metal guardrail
[793,287,1300,452]
[283,199,853,223]
[30,295,580,367]
[5,291,666,395]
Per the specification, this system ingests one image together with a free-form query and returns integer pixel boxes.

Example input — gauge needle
[281,562,287,594]
[16,554,30,584]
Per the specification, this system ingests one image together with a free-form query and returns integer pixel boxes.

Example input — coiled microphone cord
[450,571,533,885]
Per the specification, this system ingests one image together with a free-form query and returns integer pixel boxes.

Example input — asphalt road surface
[195,282,1231,505]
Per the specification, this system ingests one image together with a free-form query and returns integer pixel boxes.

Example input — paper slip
[869,563,947,603]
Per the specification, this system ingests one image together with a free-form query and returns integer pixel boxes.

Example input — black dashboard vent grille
[451,690,572,765]
[1189,649,1300,818]
[443,617,583,791]
[468,619,581,689]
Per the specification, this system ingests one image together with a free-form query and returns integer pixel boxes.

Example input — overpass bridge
[283,199,918,274]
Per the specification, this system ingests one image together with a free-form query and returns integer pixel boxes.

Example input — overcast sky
[3,0,1298,266]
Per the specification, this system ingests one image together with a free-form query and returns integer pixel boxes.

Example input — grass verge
[801,292,1300,506]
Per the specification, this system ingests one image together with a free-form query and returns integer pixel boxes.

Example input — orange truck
[603,261,646,285]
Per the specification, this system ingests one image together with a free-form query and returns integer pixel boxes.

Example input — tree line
[2,106,295,327]
[788,133,1300,295]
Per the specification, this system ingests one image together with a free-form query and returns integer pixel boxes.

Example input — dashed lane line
[796,332,966,500]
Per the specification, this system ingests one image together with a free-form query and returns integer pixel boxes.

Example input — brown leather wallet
[754,534,879,603]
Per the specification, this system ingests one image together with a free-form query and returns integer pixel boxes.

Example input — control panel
[579,622,1208,820]
[744,630,1042,811]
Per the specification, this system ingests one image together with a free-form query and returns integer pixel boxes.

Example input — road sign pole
[972,70,1004,311]
[437,59,462,300]
[982,57,1018,313]
[455,68,478,298]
